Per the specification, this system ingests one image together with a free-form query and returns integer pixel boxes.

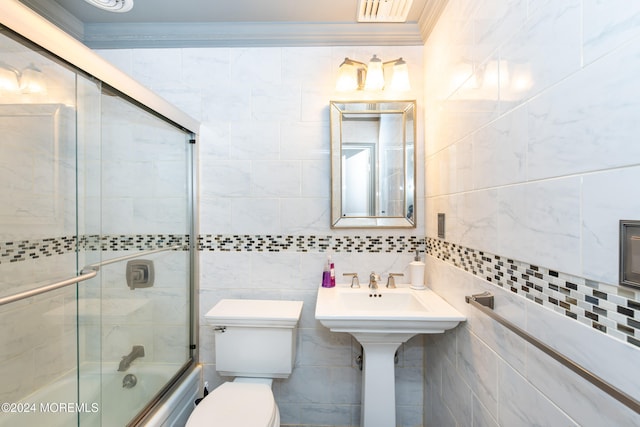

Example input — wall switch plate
[438,213,445,238]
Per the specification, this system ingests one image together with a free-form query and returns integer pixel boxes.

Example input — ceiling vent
[357,0,414,23]
[83,0,134,13]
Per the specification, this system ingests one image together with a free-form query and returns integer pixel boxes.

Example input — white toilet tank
[205,299,303,378]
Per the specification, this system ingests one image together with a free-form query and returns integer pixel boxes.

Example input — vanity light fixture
[83,0,134,13]
[336,55,411,92]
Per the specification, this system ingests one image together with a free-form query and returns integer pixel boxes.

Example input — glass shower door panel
[76,70,103,427]
[0,28,84,427]
[98,90,191,424]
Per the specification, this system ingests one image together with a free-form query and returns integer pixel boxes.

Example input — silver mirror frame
[330,100,417,229]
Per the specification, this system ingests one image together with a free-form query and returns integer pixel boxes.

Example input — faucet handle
[343,273,360,288]
[386,273,404,288]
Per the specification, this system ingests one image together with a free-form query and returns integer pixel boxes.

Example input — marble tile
[199,197,232,233]
[526,38,640,181]
[198,121,230,160]
[525,300,640,400]
[499,0,581,108]
[456,325,499,417]
[282,47,333,87]
[472,105,527,189]
[252,84,301,121]
[279,198,330,235]
[497,177,581,274]
[395,366,424,407]
[181,48,230,90]
[199,251,253,289]
[453,189,499,255]
[472,395,499,427]
[328,366,361,405]
[473,0,528,62]
[441,356,473,426]
[498,361,578,426]
[251,160,301,197]
[200,160,251,197]
[526,342,640,427]
[298,403,352,426]
[131,48,183,90]
[301,160,330,198]
[583,0,640,64]
[275,366,329,404]
[582,166,640,284]
[280,121,330,161]
[299,328,352,368]
[250,252,302,289]
[229,121,280,160]
[230,48,282,86]
[201,85,252,122]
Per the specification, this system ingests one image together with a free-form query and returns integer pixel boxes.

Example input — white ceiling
[19,0,448,48]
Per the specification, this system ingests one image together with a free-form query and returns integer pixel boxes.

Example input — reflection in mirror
[330,101,416,228]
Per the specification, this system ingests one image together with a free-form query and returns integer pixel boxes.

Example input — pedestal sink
[315,284,465,427]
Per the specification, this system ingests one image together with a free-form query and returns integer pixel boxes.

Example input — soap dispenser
[322,255,334,288]
[409,250,425,290]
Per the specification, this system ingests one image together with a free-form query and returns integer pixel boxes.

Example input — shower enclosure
[0,4,198,426]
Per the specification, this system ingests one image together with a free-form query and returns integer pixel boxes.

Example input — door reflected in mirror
[330,101,416,228]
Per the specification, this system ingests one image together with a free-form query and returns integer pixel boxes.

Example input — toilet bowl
[185,299,303,427]
[186,381,279,427]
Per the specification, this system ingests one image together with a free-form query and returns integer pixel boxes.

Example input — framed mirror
[330,100,416,228]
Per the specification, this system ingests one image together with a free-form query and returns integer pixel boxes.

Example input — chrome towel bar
[466,292,640,415]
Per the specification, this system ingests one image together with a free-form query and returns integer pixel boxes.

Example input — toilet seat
[186,382,278,427]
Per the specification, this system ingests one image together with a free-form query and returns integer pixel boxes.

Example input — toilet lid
[186,382,277,427]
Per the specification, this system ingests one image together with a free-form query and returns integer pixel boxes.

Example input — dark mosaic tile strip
[198,234,425,253]
[0,236,77,264]
[2,234,424,263]
[425,237,640,348]
[0,234,190,264]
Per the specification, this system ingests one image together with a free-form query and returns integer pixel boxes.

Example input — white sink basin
[315,283,465,427]
[315,284,465,338]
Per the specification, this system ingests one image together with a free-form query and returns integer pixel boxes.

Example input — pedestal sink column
[355,333,416,427]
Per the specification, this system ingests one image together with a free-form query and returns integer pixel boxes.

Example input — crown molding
[418,0,449,41]
[18,0,444,48]
[18,0,84,40]
[81,21,425,48]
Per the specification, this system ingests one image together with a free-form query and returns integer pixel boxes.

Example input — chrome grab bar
[0,269,98,306]
[0,244,185,307]
[466,292,640,414]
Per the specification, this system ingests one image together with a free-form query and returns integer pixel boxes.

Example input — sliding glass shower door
[0,22,195,427]
[82,87,194,426]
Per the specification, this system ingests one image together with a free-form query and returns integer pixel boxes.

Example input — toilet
[186,299,303,427]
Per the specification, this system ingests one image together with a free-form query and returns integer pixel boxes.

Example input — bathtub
[0,363,200,427]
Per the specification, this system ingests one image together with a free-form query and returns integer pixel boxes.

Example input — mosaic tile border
[1,234,424,264]
[0,236,76,264]
[426,237,640,349]
[198,234,425,253]
[0,234,191,264]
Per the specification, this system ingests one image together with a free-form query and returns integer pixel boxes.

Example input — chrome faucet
[386,273,404,289]
[369,272,380,290]
[118,345,145,372]
[343,273,360,288]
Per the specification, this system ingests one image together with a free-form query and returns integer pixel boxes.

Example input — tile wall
[423,0,640,426]
[97,45,426,426]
